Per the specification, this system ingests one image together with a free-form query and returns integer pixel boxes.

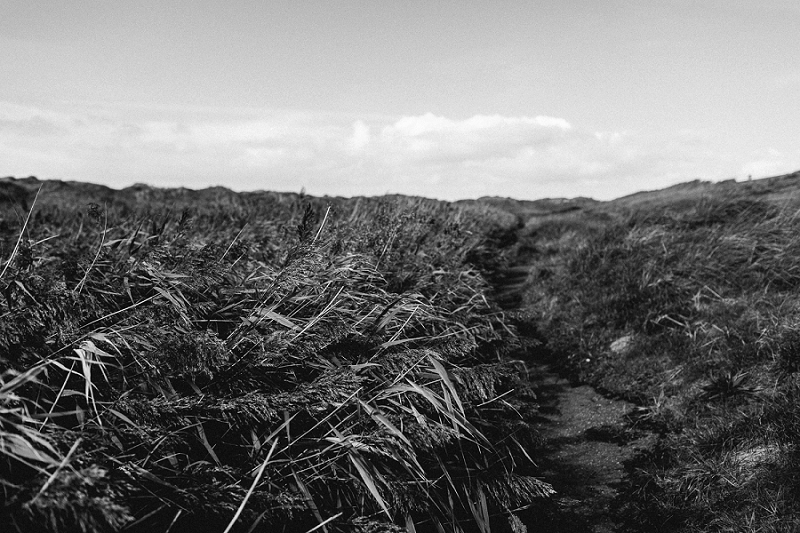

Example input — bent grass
[0,184,547,532]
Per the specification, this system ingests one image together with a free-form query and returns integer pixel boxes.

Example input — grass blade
[222,438,279,533]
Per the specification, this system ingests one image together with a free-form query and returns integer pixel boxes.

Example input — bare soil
[491,263,661,532]
[522,363,658,532]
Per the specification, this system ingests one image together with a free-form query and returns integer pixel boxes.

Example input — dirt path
[522,363,657,532]
[491,265,659,531]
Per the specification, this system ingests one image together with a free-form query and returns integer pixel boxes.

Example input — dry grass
[0,179,549,533]
[520,174,800,531]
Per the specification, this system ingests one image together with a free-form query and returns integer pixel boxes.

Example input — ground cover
[7,171,800,532]
[0,178,553,533]
[517,172,800,531]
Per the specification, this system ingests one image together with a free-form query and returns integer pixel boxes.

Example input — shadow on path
[490,265,658,531]
[519,363,658,533]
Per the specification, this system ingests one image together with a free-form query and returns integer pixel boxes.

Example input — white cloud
[377,113,572,164]
[349,120,370,151]
[1,101,797,200]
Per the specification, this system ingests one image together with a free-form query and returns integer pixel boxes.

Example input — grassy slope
[512,171,800,532]
[7,171,800,532]
[0,178,552,533]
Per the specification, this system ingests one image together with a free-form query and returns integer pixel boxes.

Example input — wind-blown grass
[0,179,550,533]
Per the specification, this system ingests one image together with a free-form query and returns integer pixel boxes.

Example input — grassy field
[515,171,800,532]
[5,170,800,532]
[0,178,551,533]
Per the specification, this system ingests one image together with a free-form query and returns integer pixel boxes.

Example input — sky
[2,0,799,201]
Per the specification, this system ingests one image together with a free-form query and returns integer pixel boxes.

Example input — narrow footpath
[492,265,659,532]
[524,363,657,532]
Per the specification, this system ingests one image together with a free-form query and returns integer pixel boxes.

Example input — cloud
[349,120,370,151]
[376,113,572,165]
[1,101,796,200]
[0,101,73,137]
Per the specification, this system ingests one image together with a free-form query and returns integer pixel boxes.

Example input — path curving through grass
[491,265,659,532]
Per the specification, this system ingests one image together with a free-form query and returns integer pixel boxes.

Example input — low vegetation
[518,172,800,531]
[0,178,551,533]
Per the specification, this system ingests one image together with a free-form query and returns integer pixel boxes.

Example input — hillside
[510,169,800,532]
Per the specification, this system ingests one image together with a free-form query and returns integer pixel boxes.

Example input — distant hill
[609,170,800,210]
[466,170,800,226]
[459,196,599,220]
[4,169,800,219]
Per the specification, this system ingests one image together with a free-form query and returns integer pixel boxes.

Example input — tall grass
[0,180,550,533]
